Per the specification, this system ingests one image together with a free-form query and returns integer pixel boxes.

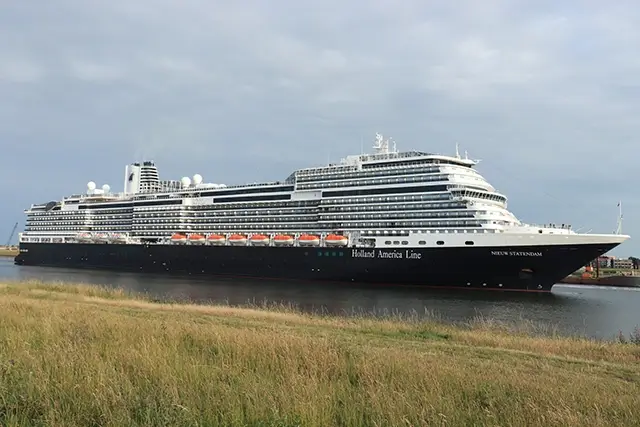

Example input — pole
[616,201,623,235]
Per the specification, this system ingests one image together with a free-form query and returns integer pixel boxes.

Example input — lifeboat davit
[94,233,109,242]
[298,234,320,247]
[250,234,270,246]
[325,234,349,247]
[77,232,92,242]
[188,234,205,244]
[111,233,127,243]
[228,234,248,246]
[207,234,226,245]
[273,234,294,246]
[171,233,187,244]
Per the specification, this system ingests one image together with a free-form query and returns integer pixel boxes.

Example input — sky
[0,0,638,255]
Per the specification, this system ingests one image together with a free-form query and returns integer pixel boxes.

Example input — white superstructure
[19,133,628,249]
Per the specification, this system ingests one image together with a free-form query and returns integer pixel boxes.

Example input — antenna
[615,201,623,235]
[373,132,389,154]
[455,143,460,159]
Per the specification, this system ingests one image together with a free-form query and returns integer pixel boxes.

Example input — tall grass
[0,280,639,426]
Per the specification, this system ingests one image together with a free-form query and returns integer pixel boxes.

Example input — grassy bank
[0,281,639,426]
[0,247,17,257]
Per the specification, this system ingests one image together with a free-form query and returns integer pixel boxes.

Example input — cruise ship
[14,133,629,292]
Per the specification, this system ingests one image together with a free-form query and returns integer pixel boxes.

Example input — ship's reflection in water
[1,258,639,340]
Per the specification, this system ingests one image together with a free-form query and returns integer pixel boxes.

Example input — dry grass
[0,247,18,257]
[0,280,639,426]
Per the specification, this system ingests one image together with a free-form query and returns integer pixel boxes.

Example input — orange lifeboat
[111,233,127,243]
[170,233,187,244]
[325,234,349,247]
[250,234,270,246]
[188,233,205,244]
[298,234,320,247]
[273,234,294,246]
[94,232,109,242]
[77,232,92,242]
[228,234,247,246]
[207,234,226,245]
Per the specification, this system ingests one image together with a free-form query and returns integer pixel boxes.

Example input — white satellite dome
[192,174,203,185]
[102,184,111,193]
[87,181,96,191]
[180,176,191,188]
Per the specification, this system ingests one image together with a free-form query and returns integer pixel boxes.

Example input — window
[465,241,474,245]
[436,241,444,245]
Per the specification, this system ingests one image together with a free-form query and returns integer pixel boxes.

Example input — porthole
[436,241,444,245]
[465,241,474,245]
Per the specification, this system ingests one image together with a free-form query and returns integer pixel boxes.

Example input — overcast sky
[0,0,637,255]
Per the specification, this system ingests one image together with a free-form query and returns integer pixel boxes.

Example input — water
[1,257,639,340]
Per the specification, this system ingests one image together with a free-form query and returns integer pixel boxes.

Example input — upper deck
[27,132,479,211]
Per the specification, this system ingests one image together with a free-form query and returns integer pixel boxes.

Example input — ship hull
[13,241,621,292]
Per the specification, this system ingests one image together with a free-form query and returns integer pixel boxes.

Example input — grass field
[0,280,639,426]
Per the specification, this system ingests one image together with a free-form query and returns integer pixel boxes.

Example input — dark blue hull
[14,242,619,292]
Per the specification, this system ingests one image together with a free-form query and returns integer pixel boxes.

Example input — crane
[5,222,18,247]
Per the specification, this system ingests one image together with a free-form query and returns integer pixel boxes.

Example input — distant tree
[629,257,640,269]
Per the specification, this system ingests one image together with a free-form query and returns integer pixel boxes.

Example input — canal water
[1,257,638,340]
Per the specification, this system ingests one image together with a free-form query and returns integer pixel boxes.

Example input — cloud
[0,59,43,83]
[0,0,638,255]
[68,61,125,82]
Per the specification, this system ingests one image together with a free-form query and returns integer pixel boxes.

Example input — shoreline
[0,279,639,426]
[559,274,640,288]
[0,247,17,257]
